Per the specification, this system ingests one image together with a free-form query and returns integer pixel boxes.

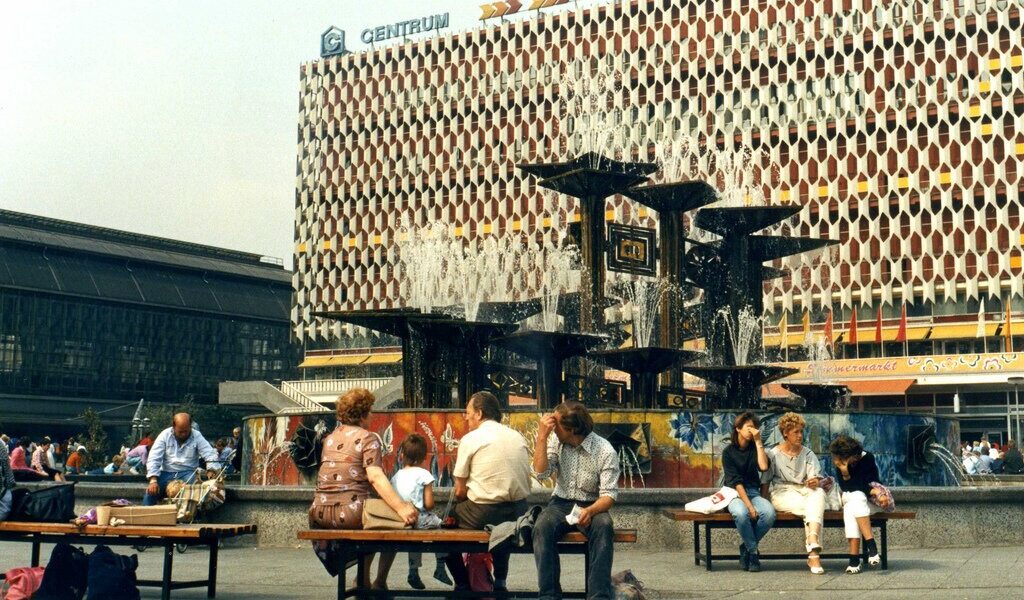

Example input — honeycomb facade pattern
[293,0,1024,347]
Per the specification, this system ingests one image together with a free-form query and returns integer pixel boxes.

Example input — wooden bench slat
[0,522,256,538]
[662,509,916,522]
[297,528,637,544]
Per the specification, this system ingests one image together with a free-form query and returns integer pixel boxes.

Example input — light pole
[1009,377,1024,443]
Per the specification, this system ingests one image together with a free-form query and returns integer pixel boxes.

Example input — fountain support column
[579,194,607,333]
[658,212,684,384]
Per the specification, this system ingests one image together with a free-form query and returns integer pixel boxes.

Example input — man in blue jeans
[144,413,218,506]
[532,401,620,600]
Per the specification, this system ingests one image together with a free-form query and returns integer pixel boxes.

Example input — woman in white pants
[829,435,891,573]
[764,413,827,574]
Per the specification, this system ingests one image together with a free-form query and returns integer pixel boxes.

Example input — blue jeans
[727,490,776,553]
[0,489,12,521]
[143,470,196,506]
[533,497,614,600]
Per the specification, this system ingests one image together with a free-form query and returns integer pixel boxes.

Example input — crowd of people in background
[961,439,1024,474]
[2,424,243,483]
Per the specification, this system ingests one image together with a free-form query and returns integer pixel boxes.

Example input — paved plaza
[2,542,1020,599]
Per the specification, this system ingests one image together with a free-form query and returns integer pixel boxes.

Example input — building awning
[764,325,930,347]
[299,354,370,368]
[928,323,998,340]
[845,378,916,396]
[362,352,402,365]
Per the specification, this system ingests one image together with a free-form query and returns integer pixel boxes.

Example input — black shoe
[407,571,425,590]
[747,551,762,573]
[739,543,749,571]
[433,565,453,585]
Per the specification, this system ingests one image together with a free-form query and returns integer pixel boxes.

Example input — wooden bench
[0,522,256,600]
[298,528,638,599]
[663,509,916,571]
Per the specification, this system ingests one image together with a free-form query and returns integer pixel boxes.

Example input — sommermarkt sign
[321,13,450,58]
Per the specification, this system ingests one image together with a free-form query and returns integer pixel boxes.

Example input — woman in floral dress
[309,388,418,590]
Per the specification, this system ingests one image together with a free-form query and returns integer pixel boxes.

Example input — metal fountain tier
[489,330,608,408]
[313,309,516,408]
[454,293,581,325]
[623,181,718,387]
[781,382,852,412]
[681,365,800,410]
[587,347,703,409]
[518,154,657,333]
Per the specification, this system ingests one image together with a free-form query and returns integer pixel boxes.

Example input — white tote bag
[684,486,739,514]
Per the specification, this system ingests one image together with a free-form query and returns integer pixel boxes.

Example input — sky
[0,1,523,267]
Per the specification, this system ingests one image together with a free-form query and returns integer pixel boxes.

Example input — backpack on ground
[32,542,88,600]
[0,566,45,600]
[85,545,140,600]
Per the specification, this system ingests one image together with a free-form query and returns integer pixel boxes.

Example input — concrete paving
[2,542,1021,599]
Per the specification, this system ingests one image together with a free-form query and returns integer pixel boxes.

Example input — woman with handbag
[764,413,828,574]
[308,388,418,593]
[828,435,891,573]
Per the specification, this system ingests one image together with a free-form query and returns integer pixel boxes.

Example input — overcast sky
[0,1,562,267]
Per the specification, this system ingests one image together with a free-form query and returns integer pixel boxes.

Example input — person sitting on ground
[144,413,219,506]
[210,438,233,472]
[829,435,891,574]
[380,433,451,590]
[230,427,242,473]
[1003,440,1024,475]
[722,411,776,572]
[103,454,126,475]
[125,440,148,473]
[10,437,46,481]
[0,442,15,521]
[445,391,532,593]
[31,437,65,481]
[533,400,620,600]
[65,445,87,475]
[49,440,65,472]
[308,388,417,592]
[976,450,994,474]
[764,412,828,574]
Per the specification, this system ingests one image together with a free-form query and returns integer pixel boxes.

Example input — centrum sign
[361,13,450,44]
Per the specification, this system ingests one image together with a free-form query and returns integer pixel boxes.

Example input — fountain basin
[622,181,718,214]
[517,152,659,179]
[538,169,650,200]
[694,205,804,237]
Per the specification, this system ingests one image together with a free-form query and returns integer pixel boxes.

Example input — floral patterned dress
[308,424,382,574]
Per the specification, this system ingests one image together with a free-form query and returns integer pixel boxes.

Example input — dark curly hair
[829,435,864,459]
[336,388,376,426]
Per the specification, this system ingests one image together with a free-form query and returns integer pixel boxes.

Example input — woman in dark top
[722,411,776,572]
[829,435,891,573]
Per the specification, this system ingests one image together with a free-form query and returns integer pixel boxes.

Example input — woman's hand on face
[398,502,419,525]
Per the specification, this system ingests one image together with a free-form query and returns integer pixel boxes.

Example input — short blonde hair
[778,412,806,435]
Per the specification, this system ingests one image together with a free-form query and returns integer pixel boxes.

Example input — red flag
[824,309,834,348]
[895,304,908,343]
[874,306,883,344]
[849,306,858,345]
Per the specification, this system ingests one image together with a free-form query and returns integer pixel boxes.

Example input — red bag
[463,553,494,599]
[0,566,45,600]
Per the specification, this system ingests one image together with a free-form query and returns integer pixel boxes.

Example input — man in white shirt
[445,391,532,593]
[144,413,219,506]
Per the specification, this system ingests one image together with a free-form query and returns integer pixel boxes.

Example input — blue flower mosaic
[669,411,718,451]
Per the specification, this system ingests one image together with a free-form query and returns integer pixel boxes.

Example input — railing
[284,378,392,396]
[278,381,329,413]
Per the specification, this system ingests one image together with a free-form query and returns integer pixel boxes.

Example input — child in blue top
[389,433,451,589]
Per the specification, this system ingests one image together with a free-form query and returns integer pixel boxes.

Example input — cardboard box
[106,505,177,526]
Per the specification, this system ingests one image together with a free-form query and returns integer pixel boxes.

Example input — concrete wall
[55,483,1024,551]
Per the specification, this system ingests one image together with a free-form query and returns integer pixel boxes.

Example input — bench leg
[207,541,219,598]
[31,535,41,567]
[336,545,348,600]
[881,521,889,570]
[162,542,174,600]
[693,523,700,566]
[584,549,591,598]
[704,522,713,572]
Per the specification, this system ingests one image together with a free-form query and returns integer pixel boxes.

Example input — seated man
[144,413,218,506]
[533,401,619,600]
[446,391,532,592]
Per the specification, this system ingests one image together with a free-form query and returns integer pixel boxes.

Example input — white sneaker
[846,562,863,574]
[867,553,881,566]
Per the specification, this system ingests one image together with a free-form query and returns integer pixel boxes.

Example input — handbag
[10,483,76,523]
[683,487,738,514]
[0,566,45,600]
[361,498,409,530]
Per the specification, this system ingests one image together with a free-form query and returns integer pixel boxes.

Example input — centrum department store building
[290,0,1024,442]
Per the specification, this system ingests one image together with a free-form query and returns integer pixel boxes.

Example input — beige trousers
[770,485,826,526]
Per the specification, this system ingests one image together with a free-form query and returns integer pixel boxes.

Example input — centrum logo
[320,26,346,58]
